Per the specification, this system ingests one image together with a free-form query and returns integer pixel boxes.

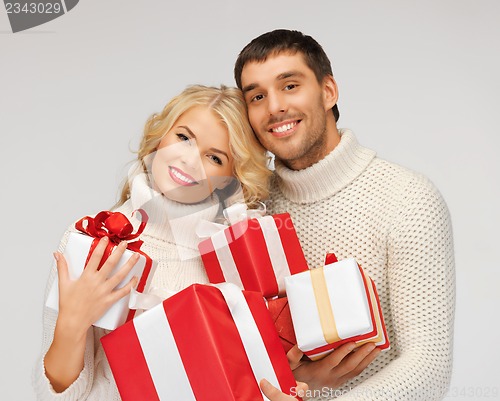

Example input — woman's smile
[168,166,199,186]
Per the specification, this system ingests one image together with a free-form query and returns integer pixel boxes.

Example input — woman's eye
[208,154,223,165]
[176,133,191,143]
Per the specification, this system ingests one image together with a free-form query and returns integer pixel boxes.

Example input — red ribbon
[75,209,148,269]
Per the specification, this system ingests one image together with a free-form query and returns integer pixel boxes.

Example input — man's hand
[260,379,308,400]
[287,342,381,391]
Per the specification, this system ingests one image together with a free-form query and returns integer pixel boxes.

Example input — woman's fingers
[105,252,141,290]
[84,236,110,272]
[53,252,69,283]
[109,276,139,304]
[98,240,128,276]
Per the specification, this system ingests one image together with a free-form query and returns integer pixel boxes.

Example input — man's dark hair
[234,29,339,122]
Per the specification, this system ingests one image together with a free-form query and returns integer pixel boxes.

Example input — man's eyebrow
[242,71,306,94]
[242,83,258,94]
[276,71,305,81]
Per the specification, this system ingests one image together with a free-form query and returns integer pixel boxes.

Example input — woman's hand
[286,342,381,392]
[56,237,140,339]
[260,379,309,400]
[44,237,139,392]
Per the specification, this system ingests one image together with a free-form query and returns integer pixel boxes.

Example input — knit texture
[32,173,220,401]
[267,129,455,401]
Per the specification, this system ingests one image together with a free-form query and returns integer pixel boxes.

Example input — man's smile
[268,119,301,138]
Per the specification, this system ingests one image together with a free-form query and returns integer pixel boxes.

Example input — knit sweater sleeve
[32,228,120,401]
[338,174,455,400]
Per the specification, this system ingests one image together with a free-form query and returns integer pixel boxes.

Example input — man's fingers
[331,343,377,377]
[53,252,69,283]
[295,381,309,398]
[342,347,381,381]
[84,236,110,272]
[286,345,304,370]
[318,342,356,369]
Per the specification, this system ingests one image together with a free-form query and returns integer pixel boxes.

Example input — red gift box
[198,213,308,298]
[101,283,300,401]
[267,297,296,354]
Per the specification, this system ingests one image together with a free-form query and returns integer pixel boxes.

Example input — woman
[33,85,302,400]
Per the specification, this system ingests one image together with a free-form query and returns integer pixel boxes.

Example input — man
[235,30,455,400]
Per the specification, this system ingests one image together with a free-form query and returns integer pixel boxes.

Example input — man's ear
[322,75,339,111]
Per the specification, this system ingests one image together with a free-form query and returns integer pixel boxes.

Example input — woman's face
[151,106,234,204]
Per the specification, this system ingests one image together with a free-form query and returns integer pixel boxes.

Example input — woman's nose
[179,144,202,171]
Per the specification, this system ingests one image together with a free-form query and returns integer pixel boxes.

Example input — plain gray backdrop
[1,1,499,400]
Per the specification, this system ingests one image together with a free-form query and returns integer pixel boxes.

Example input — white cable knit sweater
[32,174,220,401]
[267,129,455,401]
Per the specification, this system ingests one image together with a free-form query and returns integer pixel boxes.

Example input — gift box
[285,257,389,360]
[46,210,156,331]
[101,283,299,401]
[198,212,308,298]
[267,297,296,354]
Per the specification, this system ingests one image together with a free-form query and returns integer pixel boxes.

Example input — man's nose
[267,91,286,115]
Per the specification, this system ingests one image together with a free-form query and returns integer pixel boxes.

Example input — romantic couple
[33,30,455,401]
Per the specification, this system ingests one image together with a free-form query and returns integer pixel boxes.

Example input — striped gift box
[101,283,299,401]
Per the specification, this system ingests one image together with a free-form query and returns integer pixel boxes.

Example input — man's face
[240,52,338,170]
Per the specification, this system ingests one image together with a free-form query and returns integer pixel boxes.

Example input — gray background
[1,0,499,400]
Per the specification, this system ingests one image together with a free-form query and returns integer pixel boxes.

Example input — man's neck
[282,121,341,171]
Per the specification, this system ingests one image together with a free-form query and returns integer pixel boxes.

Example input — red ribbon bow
[75,209,149,269]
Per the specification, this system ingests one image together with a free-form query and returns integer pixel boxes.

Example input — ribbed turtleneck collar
[273,129,376,204]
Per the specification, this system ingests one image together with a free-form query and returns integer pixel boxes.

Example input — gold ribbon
[310,267,340,344]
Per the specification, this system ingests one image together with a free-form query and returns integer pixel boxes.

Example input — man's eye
[208,154,223,165]
[251,94,264,102]
[284,84,296,91]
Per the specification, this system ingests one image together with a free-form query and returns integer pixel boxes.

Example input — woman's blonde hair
[117,85,271,207]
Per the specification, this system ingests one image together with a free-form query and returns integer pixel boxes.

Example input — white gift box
[285,258,378,359]
[46,232,156,330]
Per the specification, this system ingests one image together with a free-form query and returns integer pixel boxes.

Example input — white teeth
[172,168,194,184]
[272,122,297,133]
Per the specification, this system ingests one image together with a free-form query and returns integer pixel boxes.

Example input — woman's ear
[322,75,339,111]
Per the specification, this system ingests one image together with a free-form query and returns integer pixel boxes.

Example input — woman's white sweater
[33,174,220,401]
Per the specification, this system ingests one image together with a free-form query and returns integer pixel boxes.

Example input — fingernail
[53,252,60,261]
[120,241,128,248]
[348,343,356,351]
[102,236,109,243]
